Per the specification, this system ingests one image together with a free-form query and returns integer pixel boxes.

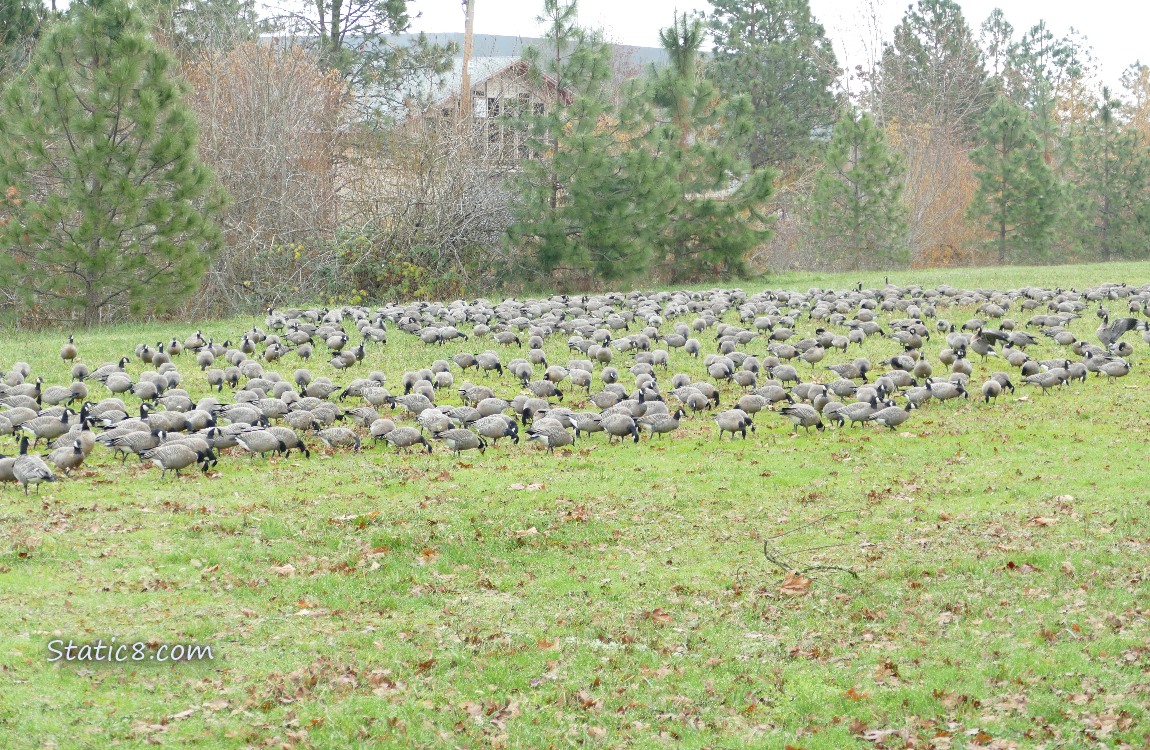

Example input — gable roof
[426,58,573,110]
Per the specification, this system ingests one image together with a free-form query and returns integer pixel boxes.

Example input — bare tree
[183,41,352,314]
[338,113,520,296]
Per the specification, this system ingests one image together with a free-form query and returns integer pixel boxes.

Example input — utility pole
[459,0,476,121]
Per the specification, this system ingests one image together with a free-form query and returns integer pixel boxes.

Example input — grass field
[2,260,1149,749]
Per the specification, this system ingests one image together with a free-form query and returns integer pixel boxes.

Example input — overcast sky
[405,0,1150,89]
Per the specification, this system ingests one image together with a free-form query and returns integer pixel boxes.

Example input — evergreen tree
[880,0,989,139]
[707,0,840,171]
[1066,88,1150,260]
[0,0,46,82]
[979,8,1013,90]
[808,109,908,269]
[0,0,225,324]
[1006,21,1088,162]
[272,0,453,121]
[969,96,1057,263]
[506,0,668,284]
[651,12,774,281]
[145,0,267,60]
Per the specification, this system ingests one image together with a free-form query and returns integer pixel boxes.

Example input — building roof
[424,58,573,110]
[359,33,668,120]
[428,55,523,103]
[395,33,669,68]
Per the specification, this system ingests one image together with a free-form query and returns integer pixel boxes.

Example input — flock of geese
[1,282,1147,493]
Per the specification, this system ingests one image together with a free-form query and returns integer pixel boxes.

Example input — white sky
[406,0,1150,89]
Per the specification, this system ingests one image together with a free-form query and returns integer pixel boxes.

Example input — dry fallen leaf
[644,608,675,626]
[780,571,812,597]
[270,563,296,577]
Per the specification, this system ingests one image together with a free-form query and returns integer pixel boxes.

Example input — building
[417,57,570,165]
[393,33,666,167]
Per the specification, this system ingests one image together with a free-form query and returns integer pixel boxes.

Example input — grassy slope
[1,261,1148,749]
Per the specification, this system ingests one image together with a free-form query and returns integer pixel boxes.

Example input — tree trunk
[1101,138,1111,261]
[84,281,99,327]
[999,140,1007,264]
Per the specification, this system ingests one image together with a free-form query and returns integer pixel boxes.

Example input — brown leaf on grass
[643,608,674,626]
[875,659,901,684]
[168,708,196,721]
[270,563,296,577]
[415,657,436,673]
[419,547,439,563]
[575,690,602,711]
[563,505,592,522]
[845,687,869,701]
[863,728,898,743]
[780,571,812,597]
[1027,516,1057,527]
[1060,561,1076,576]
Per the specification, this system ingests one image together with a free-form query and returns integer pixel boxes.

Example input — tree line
[1,0,1148,325]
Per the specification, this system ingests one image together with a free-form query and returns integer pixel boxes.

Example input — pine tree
[880,0,989,139]
[706,0,840,172]
[0,0,225,324]
[1066,88,1150,260]
[274,0,453,121]
[145,0,267,60]
[506,0,668,284]
[651,13,774,281]
[0,0,46,82]
[969,96,1057,263]
[808,110,908,269]
[1005,21,1089,163]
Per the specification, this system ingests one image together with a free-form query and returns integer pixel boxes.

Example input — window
[534,102,545,115]
[488,97,500,117]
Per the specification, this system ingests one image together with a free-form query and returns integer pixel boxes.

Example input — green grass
[1,260,1149,749]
